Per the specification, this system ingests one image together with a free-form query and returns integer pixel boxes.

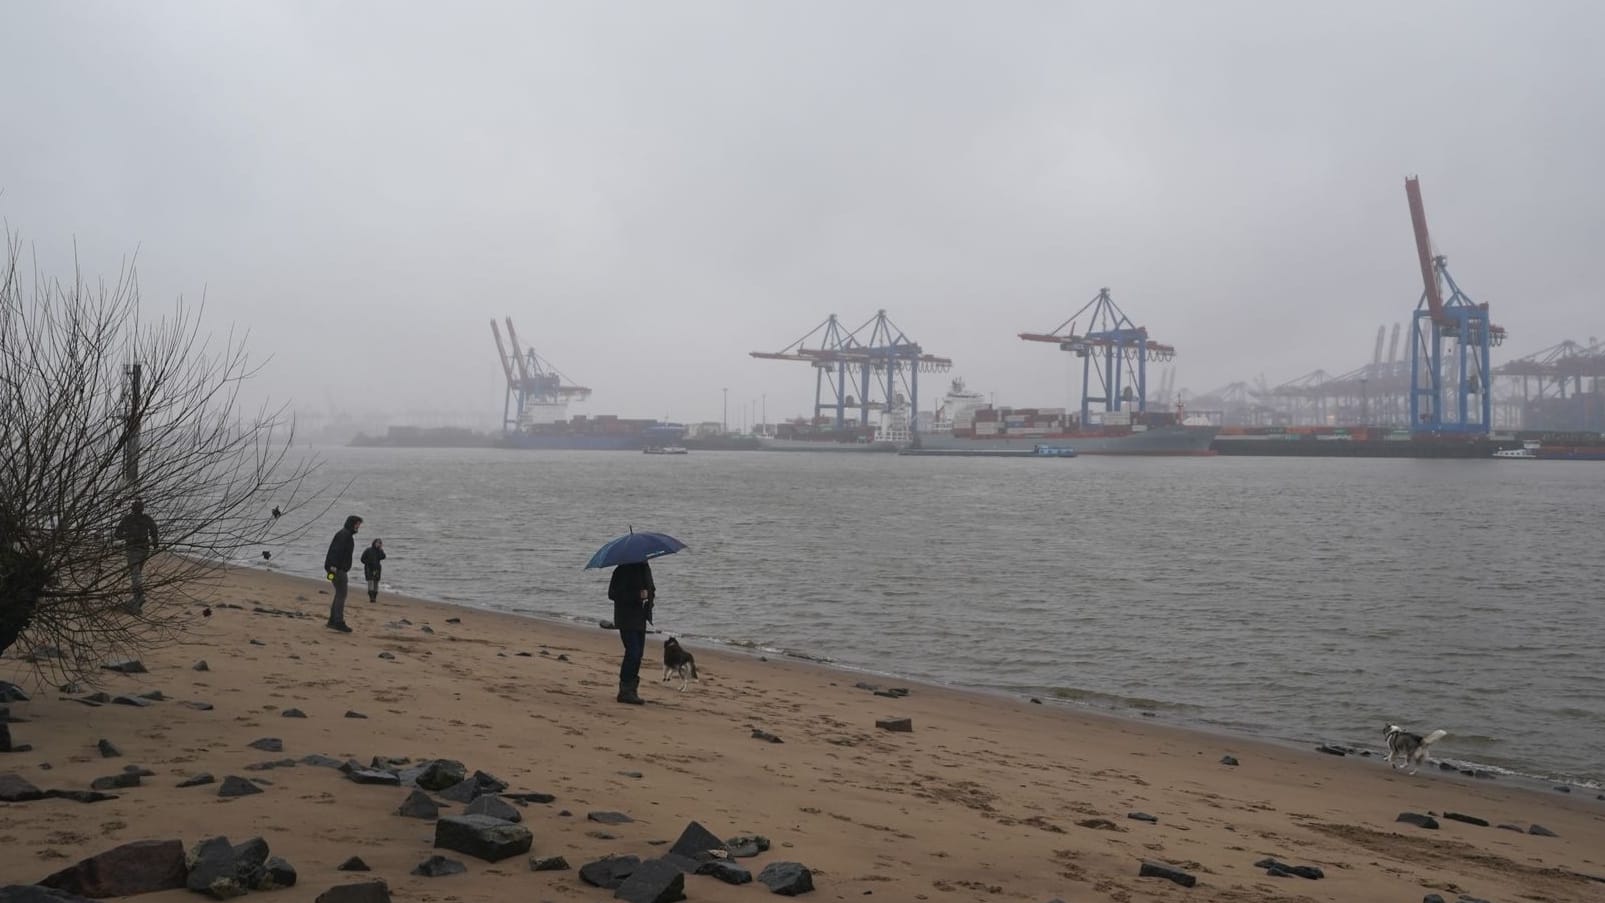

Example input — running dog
[661,637,699,691]
[1384,723,1448,774]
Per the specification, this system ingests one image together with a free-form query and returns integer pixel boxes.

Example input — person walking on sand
[607,560,655,705]
[360,538,386,604]
[322,515,362,632]
[114,499,159,614]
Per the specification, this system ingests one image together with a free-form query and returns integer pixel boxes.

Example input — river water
[254,447,1604,787]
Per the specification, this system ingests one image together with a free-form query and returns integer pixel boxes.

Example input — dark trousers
[328,571,349,624]
[618,629,646,685]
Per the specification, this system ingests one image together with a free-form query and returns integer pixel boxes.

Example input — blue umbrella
[584,528,688,569]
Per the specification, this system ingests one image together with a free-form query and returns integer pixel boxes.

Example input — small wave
[1047,686,1199,712]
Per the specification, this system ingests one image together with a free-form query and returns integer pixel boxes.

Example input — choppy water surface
[259,447,1604,786]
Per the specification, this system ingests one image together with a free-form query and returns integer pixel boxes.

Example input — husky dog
[1384,724,1448,774]
[661,637,699,691]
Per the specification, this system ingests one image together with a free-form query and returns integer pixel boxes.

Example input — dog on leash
[1384,724,1447,774]
[661,637,699,691]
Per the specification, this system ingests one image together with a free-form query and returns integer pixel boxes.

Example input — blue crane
[1404,177,1506,434]
[1020,288,1175,427]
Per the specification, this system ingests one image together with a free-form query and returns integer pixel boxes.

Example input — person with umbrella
[588,529,686,706]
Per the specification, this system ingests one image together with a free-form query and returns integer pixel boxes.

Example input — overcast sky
[3,1,1601,428]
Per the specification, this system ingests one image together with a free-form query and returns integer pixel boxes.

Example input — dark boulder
[588,810,634,825]
[397,790,440,819]
[1220,755,1239,766]
[344,711,367,719]
[36,839,186,897]
[874,717,912,732]
[281,709,307,719]
[433,814,532,862]
[256,857,296,890]
[0,888,97,903]
[1396,812,1440,829]
[185,836,251,899]
[465,794,521,823]
[1443,812,1490,827]
[1252,858,1323,879]
[1127,812,1158,823]
[1529,823,1559,837]
[101,660,146,674]
[579,855,641,889]
[336,857,370,872]
[300,754,345,769]
[504,791,556,804]
[668,820,727,858]
[725,834,771,858]
[528,855,570,871]
[96,740,121,758]
[697,860,753,884]
[42,789,118,803]
[415,759,467,791]
[1314,744,1347,756]
[0,773,44,802]
[247,738,283,752]
[612,858,686,903]
[1138,860,1196,888]
[346,769,401,786]
[437,770,507,803]
[411,856,466,877]
[218,776,262,798]
[750,729,783,743]
[313,881,390,903]
[229,838,271,891]
[89,773,140,791]
[758,861,814,895]
[0,681,28,702]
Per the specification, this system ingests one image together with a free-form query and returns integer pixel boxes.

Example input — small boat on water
[1492,443,1538,459]
[643,445,689,455]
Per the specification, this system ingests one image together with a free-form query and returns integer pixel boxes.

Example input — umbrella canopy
[584,529,688,569]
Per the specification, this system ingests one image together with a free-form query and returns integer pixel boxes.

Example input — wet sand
[2,566,1602,901]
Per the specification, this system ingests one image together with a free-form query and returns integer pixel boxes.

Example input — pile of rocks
[0,836,296,901]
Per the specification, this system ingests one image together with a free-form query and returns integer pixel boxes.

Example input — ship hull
[757,437,901,453]
[916,426,1217,455]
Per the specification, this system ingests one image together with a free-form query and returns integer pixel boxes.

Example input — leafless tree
[1,224,332,683]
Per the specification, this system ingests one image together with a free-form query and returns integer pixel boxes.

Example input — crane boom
[490,320,517,385]
[1405,176,1447,325]
[503,317,534,384]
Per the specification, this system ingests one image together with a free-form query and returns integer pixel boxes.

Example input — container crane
[1404,177,1505,434]
[1020,288,1175,427]
[490,317,591,431]
[751,311,951,436]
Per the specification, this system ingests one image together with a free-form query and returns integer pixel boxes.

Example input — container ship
[757,412,907,452]
[499,415,685,451]
[491,317,684,451]
[911,379,1218,455]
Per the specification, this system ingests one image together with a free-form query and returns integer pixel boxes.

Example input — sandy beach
[3,566,1602,902]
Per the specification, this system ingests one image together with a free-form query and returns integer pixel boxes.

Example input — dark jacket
[115,512,159,553]
[324,516,360,573]
[608,561,656,631]
[360,544,386,581]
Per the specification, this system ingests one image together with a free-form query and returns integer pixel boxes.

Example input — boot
[616,678,644,705]
[368,592,377,603]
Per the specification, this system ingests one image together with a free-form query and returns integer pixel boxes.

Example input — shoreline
[3,564,1602,902]
[248,560,1602,794]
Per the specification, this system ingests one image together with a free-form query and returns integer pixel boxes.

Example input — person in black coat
[607,560,655,705]
[360,538,386,604]
[322,514,362,632]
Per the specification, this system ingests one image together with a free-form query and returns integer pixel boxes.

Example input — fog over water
[3,2,1603,431]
